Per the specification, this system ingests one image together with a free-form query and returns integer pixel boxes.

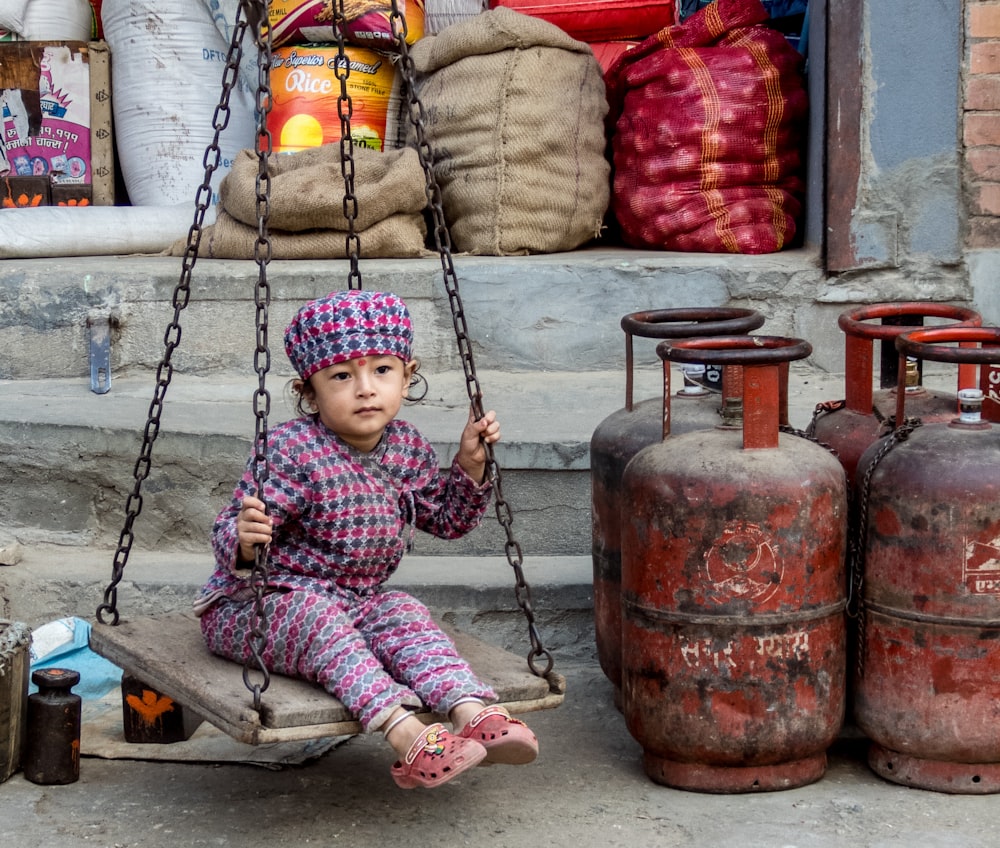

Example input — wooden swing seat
[90,610,565,746]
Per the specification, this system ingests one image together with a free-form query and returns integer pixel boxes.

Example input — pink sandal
[458,706,539,765]
[391,722,487,789]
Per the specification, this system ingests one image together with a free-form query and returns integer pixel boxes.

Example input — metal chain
[778,423,840,457]
[804,399,845,438]
[244,1,274,710]
[389,3,555,680]
[333,0,362,288]
[846,417,922,679]
[97,3,251,626]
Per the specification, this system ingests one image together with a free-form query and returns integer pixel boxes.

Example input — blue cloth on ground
[29,617,122,699]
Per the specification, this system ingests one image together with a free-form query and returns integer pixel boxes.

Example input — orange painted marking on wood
[126,689,177,725]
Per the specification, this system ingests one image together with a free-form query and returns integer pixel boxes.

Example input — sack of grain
[407,5,609,255]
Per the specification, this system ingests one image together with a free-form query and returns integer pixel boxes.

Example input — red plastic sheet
[489,0,676,43]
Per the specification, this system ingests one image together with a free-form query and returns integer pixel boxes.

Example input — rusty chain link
[244,2,275,710]
[846,417,922,679]
[389,2,555,680]
[778,422,840,456]
[333,0,362,289]
[97,1,254,627]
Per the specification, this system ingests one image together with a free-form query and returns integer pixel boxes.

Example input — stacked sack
[406,6,610,255]
[605,0,808,254]
[0,0,94,40]
[166,144,431,259]
[174,0,433,259]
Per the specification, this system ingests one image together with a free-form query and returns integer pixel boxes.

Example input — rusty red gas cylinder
[620,336,847,793]
[853,326,1000,794]
[591,307,765,701]
[810,302,981,486]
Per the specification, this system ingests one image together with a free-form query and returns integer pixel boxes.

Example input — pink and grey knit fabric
[284,290,414,379]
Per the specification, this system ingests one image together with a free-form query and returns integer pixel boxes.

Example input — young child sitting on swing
[194,289,537,789]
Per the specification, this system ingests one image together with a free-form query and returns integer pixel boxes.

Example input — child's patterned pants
[200,585,497,732]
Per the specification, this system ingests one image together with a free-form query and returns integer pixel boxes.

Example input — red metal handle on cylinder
[894,326,1000,424]
[619,308,765,410]
[657,336,812,449]
[837,303,982,415]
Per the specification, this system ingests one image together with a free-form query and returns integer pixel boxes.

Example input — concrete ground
[2,658,998,848]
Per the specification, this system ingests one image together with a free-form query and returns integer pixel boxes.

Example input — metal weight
[24,668,81,785]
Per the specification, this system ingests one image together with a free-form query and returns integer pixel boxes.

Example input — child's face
[307,354,417,452]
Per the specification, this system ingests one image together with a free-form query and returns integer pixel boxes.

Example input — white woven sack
[200,0,262,99]
[19,0,92,39]
[423,0,486,34]
[103,0,256,207]
[0,0,29,32]
[0,203,211,257]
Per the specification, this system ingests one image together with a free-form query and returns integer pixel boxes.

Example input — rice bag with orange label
[269,0,425,49]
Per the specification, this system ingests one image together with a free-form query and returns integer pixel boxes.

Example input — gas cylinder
[620,336,847,793]
[810,302,981,486]
[811,304,982,726]
[852,326,1000,794]
[591,307,765,701]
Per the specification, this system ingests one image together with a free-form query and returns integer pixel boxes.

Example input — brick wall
[967,1,1000,247]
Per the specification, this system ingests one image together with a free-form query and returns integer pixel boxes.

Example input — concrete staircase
[0,246,927,657]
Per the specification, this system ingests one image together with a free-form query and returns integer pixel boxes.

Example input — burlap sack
[222,144,428,232]
[168,209,428,259]
[407,6,610,255]
[166,143,430,258]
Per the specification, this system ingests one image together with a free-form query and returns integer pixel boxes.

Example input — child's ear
[294,377,318,411]
[402,360,419,397]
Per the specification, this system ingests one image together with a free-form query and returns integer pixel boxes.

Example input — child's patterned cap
[284,290,413,379]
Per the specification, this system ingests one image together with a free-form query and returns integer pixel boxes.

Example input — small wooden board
[90,611,564,746]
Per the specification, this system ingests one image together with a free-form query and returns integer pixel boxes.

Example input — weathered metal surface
[23,668,81,785]
[591,309,764,698]
[619,337,847,793]
[853,326,1000,794]
[592,394,721,698]
[811,302,981,486]
[868,743,1000,795]
[120,673,205,744]
[854,420,1000,791]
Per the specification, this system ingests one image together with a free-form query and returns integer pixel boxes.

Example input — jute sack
[170,209,428,259]
[407,6,610,255]
[166,144,430,259]
[222,145,428,232]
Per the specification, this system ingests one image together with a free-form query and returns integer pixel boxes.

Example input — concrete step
[0,544,596,661]
[0,362,964,648]
[0,362,858,555]
[0,246,893,381]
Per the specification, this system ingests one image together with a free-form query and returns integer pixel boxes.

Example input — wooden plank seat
[90,611,566,746]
